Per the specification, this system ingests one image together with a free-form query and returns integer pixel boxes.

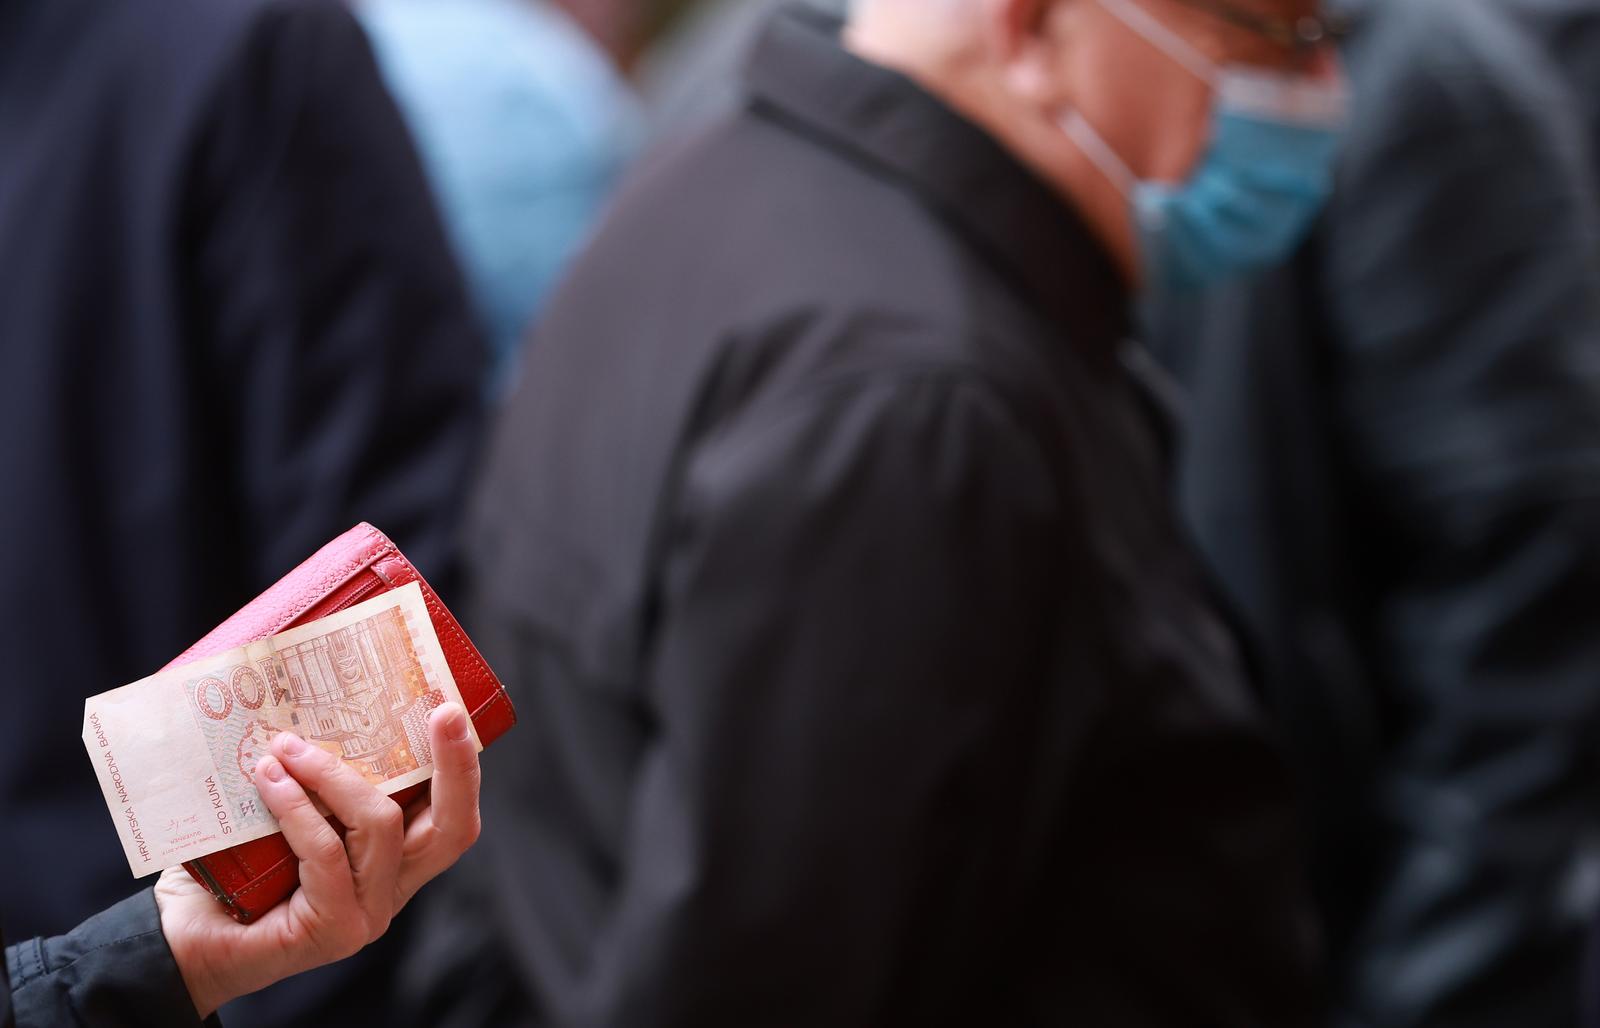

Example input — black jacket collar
[741,5,1131,354]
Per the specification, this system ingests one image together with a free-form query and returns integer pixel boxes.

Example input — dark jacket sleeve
[6,890,217,1028]
[187,0,487,592]
[554,374,1065,1026]
[1321,7,1600,1025]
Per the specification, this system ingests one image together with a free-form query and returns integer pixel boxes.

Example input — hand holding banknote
[152,701,482,1019]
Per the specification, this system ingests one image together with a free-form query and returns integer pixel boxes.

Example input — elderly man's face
[1039,0,1341,190]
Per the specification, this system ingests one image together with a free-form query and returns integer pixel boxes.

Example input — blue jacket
[360,0,644,397]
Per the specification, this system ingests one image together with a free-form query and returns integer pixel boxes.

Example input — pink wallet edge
[162,523,393,670]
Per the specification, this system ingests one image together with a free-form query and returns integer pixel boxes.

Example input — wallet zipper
[321,573,386,616]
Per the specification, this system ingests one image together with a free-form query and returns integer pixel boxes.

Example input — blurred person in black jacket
[0,0,485,1024]
[1143,0,1600,1023]
[407,1,1350,1024]
[1502,6,1600,1022]
[1505,0,1600,164]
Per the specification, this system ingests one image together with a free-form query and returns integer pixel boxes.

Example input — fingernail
[258,756,286,783]
[279,733,306,757]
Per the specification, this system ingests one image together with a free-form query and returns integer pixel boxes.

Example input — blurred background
[5,1,1600,1026]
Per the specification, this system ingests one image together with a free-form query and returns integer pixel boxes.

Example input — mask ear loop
[1059,111,1137,199]
[1055,0,1217,194]
[1092,0,1219,86]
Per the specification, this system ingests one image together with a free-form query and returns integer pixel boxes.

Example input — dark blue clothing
[4,892,215,1028]
[0,0,485,1023]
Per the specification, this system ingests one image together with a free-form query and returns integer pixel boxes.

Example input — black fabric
[0,0,485,1024]
[1143,0,1600,1024]
[410,7,1322,1026]
[5,891,218,1028]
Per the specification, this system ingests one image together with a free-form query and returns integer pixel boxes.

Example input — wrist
[153,875,230,1019]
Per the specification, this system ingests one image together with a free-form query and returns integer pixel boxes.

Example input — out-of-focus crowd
[4,0,1600,1025]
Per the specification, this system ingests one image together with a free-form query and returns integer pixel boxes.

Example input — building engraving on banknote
[183,603,445,833]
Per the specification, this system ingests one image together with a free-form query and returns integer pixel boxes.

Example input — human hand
[153,702,482,1018]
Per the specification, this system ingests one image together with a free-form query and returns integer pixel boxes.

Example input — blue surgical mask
[1060,0,1348,290]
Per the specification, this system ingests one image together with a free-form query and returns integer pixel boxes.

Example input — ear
[985,0,1045,60]
[995,0,1075,106]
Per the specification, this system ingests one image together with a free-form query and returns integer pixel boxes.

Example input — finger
[272,733,404,929]
[254,754,357,919]
[397,704,481,900]
[424,704,481,851]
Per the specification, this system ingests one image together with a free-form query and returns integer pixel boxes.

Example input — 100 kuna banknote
[82,581,480,876]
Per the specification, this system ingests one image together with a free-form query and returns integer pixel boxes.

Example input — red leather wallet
[163,523,516,923]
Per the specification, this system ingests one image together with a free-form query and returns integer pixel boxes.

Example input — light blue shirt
[359,0,644,396]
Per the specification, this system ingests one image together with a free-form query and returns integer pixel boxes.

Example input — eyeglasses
[1171,0,1351,54]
